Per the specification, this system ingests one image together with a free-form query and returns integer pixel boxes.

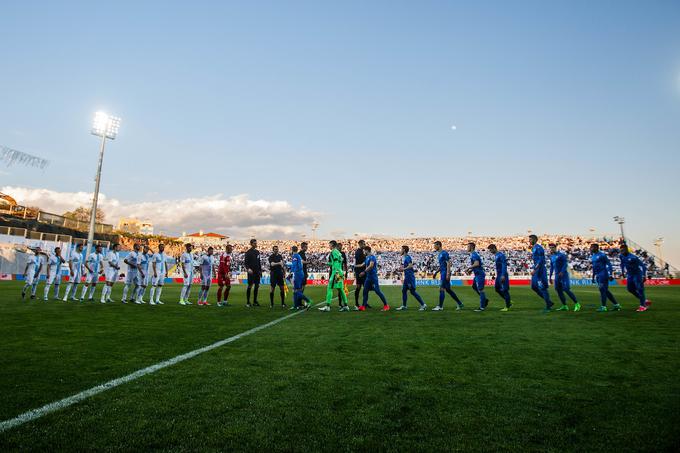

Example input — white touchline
[0,301,328,433]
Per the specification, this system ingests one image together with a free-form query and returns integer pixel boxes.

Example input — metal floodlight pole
[85,112,120,260]
[613,216,625,242]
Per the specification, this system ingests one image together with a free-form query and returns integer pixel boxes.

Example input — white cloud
[2,186,320,239]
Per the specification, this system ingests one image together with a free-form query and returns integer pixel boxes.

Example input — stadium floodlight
[613,216,625,241]
[85,111,121,260]
[91,111,121,140]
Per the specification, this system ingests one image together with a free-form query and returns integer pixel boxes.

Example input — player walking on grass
[21,247,43,300]
[432,241,463,311]
[149,243,167,305]
[487,244,512,311]
[291,245,312,310]
[467,242,489,312]
[396,245,426,311]
[44,246,65,300]
[619,244,650,312]
[548,243,581,311]
[135,245,152,304]
[101,243,120,303]
[81,244,104,302]
[62,243,83,302]
[299,241,310,301]
[529,235,554,312]
[216,244,233,306]
[179,243,195,305]
[319,240,350,312]
[245,239,262,307]
[122,243,142,303]
[353,239,367,309]
[590,243,621,312]
[197,247,215,306]
[268,245,287,309]
[359,245,390,311]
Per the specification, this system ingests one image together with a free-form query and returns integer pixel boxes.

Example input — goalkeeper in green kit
[319,240,350,312]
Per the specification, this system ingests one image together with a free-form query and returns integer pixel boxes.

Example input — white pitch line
[0,304,320,433]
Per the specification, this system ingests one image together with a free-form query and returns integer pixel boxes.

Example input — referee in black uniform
[299,242,309,287]
[353,240,367,308]
[268,245,286,308]
[244,238,262,307]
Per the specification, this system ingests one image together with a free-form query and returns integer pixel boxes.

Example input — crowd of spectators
[124,235,666,279]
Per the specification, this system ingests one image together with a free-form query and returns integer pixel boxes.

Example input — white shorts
[152,273,166,286]
[25,272,38,285]
[201,273,212,286]
[47,271,60,285]
[183,273,194,286]
[105,268,119,283]
[86,272,99,284]
[125,270,138,285]
[137,271,151,286]
[70,272,82,283]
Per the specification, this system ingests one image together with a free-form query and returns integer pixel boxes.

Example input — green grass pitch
[0,281,678,451]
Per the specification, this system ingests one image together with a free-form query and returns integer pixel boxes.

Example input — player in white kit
[44,246,66,300]
[179,243,195,305]
[122,243,142,303]
[197,247,215,306]
[101,243,121,303]
[22,247,43,300]
[150,243,167,305]
[81,244,104,302]
[135,244,153,304]
[62,243,84,302]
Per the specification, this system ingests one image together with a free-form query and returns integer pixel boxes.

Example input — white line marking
[0,304,319,433]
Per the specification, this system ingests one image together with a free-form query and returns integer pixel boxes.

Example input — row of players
[20,235,652,312]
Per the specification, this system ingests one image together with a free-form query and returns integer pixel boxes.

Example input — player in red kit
[217,244,233,306]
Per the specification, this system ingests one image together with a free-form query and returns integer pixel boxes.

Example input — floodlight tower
[613,216,625,242]
[311,221,319,241]
[86,111,121,259]
[654,237,664,263]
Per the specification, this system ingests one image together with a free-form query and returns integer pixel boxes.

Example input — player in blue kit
[619,244,651,312]
[466,242,488,312]
[396,245,427,311]
[590,243,621,312]
[529,235,554,312]
[548,244,581,312]
[487,244,512,311]
[432,241,463,311]
[359,246,390,311]
[290,245,312,310]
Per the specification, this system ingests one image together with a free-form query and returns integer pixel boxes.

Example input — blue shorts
[627,275,644,293]
[532,273,549,290]
[365,277,380,291]
[440,277,451,290]
[473,274,485,291]
[293,273,305,291]
[402,276,416,290]
[595,273,610,290]
[495,275,509,292]
[554,276,571,291]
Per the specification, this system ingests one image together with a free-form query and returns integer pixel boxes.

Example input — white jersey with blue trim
[152,252,167,274]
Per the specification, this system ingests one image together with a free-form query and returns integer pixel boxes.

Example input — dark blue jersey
[620,253,647,277]
[438,250,450,275]
[470,251,485,276]
[532,244,547,272]
[549,251,569,280]
[591,251,612,277]
[494,251,508,277]
[402,254,415,279]
[365,255,378,279]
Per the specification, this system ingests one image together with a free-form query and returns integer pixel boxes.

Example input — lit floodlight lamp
[91,111,121,140]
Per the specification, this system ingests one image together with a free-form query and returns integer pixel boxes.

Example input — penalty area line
[0,303,323,433]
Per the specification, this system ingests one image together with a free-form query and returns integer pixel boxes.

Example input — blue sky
[1,1,679,263]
